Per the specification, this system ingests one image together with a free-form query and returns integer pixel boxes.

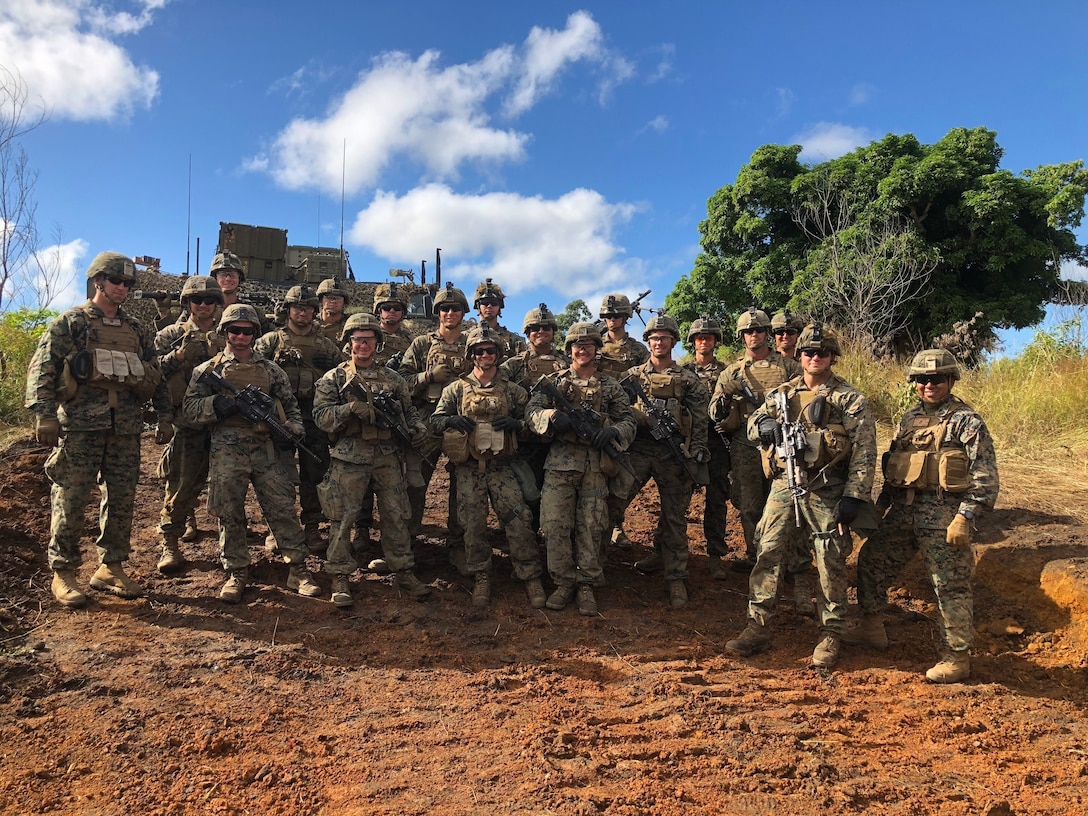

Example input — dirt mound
[1,434,1086,815]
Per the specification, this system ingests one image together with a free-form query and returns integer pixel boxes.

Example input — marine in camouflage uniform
[254,286,345,544]
[683,317,732,578]
[153,276,226,572]
[182,304,320,603]
[316,277,351,341]
[612,315,709,609]
[431,326,544,609]
[25,252,168,607]
[312,313,432,607]
[209,250,274,335]
[851,349,999,683]
[525,322,636,616]
[398,283,471,563]
[726,324,876,669]
[473,278,528,358]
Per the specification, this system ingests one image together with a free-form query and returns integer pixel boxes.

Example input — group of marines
[25,251,998,684]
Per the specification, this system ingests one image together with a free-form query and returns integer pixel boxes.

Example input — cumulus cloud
[349,184,641,299]
[0,0,161,121]
[1,236,88,311]
[250,11,634,196]
[794,122,874,162]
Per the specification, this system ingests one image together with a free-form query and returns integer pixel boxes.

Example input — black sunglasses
[774,328,799,337]
[225,325,257,336]
[105,275,134,288]
[188,295,219,306]
[525,324,551,333]
[801,348,831,358]
[379,303,405,312]
[912,374,950,385]
[437,304,463,313]
[471,346,499,357]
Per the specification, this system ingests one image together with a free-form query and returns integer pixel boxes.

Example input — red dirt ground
[1,434,1086,815]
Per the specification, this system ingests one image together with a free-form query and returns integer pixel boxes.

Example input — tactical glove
[756,415,779,446]
[350,400,375,423]
[592,426,622,450]
[875,488,892,509]
[550,411,573,435]
[213,395,239,419]
[689,445,710,464]
[491,416,521,433]
[428,363,454,384]
[946,513,972,548]
[155,420,174,445]
[834,496,864,527]
[35,416,61,448]
[444,415,475,434]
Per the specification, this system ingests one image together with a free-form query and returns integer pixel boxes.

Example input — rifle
[530,375,634,475]
[384,348,406,371]
[341,377,425,487]
[132,290,181,303]
[739,379,762,408]
[772,389,808,528]
[198,367,320,461]
[620,374,702,482]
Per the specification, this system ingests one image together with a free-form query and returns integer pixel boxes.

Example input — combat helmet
[564,321,603,352]
[433,282,469,312]
[599,294,633,319]
[771,309,804,333]
[797,323,842,357]
[180,276,224,306]
[372,281,407,312]
[522,303,558,334]
[316,277,351,304]
[217,303,262,333]
[464,324,503,361]
[340,311,384,345]
[86,252,136,281]
[908,348,961,381]
[210,251,246,282]
[736,307,772,338]
[642,314,680,342]
[278,285,320,317]
[687,315,723,343]
[474,278,506,308]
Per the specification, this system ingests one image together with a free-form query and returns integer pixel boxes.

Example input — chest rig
[882,405,972,503]
[273,328,320,400]
[82,311,158,407]
[167,328,226,406]
[210,354,277,430]
[340,365,396,444]
[455,379,517,466]
[424,335,468,401]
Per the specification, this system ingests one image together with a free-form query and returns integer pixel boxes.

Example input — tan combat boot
[330,574,353,608]
[610,527,634,549]
[287,566,322,597]
[180,512,200,542]
[89,563,144,599]
[925,651,970,684]
[525,578,546,609]
[51,570,87,609]
[668,580,688,610]
[157,535,185,574]
[471,572,491,608]
[545,584,575,610]
[725,621,771,657]
[577,585,598,617]
[843,614,889,650]
[812,634,841,669]
[394,570,431,599]
[219,569,248,604]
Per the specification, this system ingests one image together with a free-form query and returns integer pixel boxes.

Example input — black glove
[312,352,339,371]
[445,415,475,433]
[550,411,573,434]
[491,416,521,433]
[756,415,778,446]
[834,497,865,527]
[592,426,622,450]
[213,395,239,419]
[875,488,891,509]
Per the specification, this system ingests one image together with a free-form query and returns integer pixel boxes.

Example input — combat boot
[51,570,87,609]
[546,584,576,610]
[610,527,634,549]
[843,614,889,650]
[709,556,728,581]
[330,574,353,608]
[89,563,144,599]
[181,512,200,542]
[525,578,546,609]
[925,651,971,684]
[157,536,185,574]
[725,621,771,657]
[812,634,841,669]
[219,569,248,604]
[792,571,816,617]
[634,550,663,573]
[668,580,688,609]
[394,570,432,599]
[287,566,322,597]
[471,572,491,608]
[577,585,598,617]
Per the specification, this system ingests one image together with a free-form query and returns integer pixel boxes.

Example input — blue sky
[4,1,1087,351]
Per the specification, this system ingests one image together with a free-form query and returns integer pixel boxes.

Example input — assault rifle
[772,389,808,527]
[620,374,703,483]
[739,379,762,408]
[341,377,424,486]
[198,367,320,461]
[131,290,181,303]
[530,375,634,475]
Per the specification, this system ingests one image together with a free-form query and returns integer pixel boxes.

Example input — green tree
[668,127,1088,354]
[556,298,592,335]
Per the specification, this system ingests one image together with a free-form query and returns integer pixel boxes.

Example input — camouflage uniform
[526,368,635,590]
[745,372,876,635]
[686,358,730,558]
[181,349,310,572]
[26,300,166,572]
[856,395,999,652]
[375,325,414,367]
[254,324,344,529]
[312,361,427,576]
[431,373,542,582]
[597,334,649,380]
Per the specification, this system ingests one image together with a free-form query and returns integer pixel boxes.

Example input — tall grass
[0,308,53,443]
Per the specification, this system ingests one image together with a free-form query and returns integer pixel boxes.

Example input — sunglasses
[601,313,623,320]
[741,327,767,335]
[349,335,377,344]
[471,347,499,357]
[225,325,257,336]
[774,328,799,337]
[526,324,551,333]
[437,304,463,313]
[215,270,240,278]
[477,299,500,307]
[379,303,405,312]
[800,348,831,359]
[912,374,950,385]
[105,275,134,288]
[188,295,219,306]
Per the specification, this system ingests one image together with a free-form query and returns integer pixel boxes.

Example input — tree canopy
[666,127,1088,353]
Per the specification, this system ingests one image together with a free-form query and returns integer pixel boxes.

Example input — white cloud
[849,83,875,106]
[793,122,874,162]
[646,44,674,83]
[637,115,668,136]
[1061,257,1088,282]
[1,236,88,311]
[349,184,641,299]
[774,87,796,118]
[0,0,161,121]
[505,10,604,116]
